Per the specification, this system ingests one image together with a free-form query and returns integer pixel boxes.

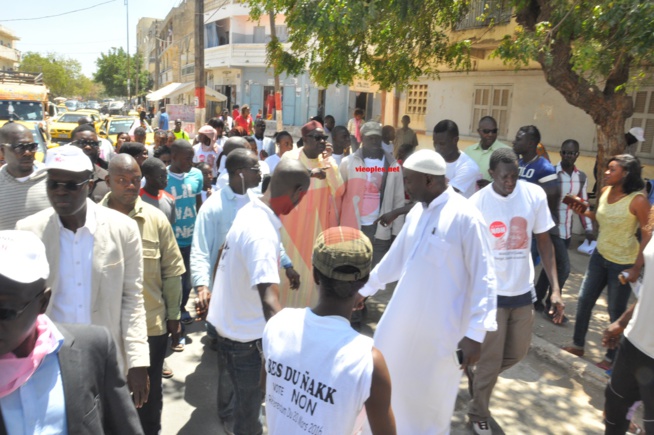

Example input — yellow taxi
[50,112,101,142]
[98,116,155,145]
[76,108,105,120]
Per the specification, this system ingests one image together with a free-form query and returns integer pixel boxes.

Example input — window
[627,88,654,156]
[253,26,266,43]
[457,0,512,30]
[406,84,428,116]
[471,85,512,138]
[275,25,288,42]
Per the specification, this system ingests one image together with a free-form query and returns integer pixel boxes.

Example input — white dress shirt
[52,206,96,324]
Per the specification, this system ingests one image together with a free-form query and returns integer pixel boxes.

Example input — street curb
[530,334,608,391]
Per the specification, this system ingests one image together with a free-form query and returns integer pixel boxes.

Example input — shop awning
[168,82,227,102]
[146,82,227,102]
[145,82,182,102]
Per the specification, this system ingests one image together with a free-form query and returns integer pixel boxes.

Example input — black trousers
[137,334,168,435]
[604,337,654,434]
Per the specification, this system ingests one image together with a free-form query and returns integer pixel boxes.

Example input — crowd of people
[0,103,652,435]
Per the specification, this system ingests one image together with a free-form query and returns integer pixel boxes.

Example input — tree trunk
[595,106,629,193]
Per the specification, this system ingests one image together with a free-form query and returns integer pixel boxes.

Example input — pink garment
[354,118,362,143]
[0,314,59,398]
[198,125,218,153]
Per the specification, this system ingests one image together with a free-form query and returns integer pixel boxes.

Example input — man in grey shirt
[0,122,50,230]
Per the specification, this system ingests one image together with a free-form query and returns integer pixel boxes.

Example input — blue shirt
[191,186,292,289]
[518,156,557,185]
[166,167,204,247]
[1,323,67,435]
[159,112,169,130]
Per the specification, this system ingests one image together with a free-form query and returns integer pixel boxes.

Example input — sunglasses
[46,178,91,191]
[240,166,261,173]
[308,134,328,141]
[71,139,100,148]
[3,142,39,154]
[479,129,498,134]
[0,289,45,321]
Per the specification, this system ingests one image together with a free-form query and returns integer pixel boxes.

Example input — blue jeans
[207,322,235,423]
[214,334,263,435]
[534,236,571,310]
[572,250,632,361]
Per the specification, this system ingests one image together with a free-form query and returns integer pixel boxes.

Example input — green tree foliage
[494,0,654,164]
[248,0,474,90]
[94,47,149,97]
[249,0,654,169]
[19,52,91,98]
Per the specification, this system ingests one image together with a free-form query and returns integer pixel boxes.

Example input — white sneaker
[471,420,492,435]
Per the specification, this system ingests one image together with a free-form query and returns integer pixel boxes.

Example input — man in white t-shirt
[253,119,276,160]
[262,226,396,435]
[206,159,310,435]
[339,121,405,267]
[467,148,564,435]
[433,119,481,198]
[602,236,654,434]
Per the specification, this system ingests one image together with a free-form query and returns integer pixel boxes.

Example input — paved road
[162,280,609,434]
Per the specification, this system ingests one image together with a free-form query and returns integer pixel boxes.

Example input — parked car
[64,100,78,111]
[50,112,101,142]
[108,100,125,115]
[98,116,155,145]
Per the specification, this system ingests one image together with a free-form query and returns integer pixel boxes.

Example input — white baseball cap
[403,149,447,176]
[0,230,49,283]
[45,145,93,173]
[629,127,645,142]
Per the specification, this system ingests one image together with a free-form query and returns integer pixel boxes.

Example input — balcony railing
[456,0,512,30]
[0,45,20,63]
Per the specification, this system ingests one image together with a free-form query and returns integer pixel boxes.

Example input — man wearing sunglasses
[279,120,344,309]
[16,145,150,411]
[464,116,511,189]
[70,124,110,203]
[0,122,50,230]
[0,230,144,435]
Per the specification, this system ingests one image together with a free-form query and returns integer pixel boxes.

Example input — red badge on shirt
[489,221,507,238]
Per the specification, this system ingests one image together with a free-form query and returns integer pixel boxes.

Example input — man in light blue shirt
[0,230,142,435]
[158,107,169,131]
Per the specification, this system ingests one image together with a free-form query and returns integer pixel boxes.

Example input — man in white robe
[359,149,497,434]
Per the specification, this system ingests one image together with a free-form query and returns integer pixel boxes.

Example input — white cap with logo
[0,230,49,284]
[45,145,93,173]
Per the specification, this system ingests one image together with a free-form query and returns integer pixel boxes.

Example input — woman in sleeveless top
[562,154,651,369]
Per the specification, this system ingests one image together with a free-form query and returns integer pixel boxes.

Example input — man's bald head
[108,153,140,176]
[0,122,31,143]
[222,136,248,156]
[0,123,37,177]
[107,154,141,212]
[268,159,311,216]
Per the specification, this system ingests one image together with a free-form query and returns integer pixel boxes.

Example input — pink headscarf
[0,314,60,398]
[198,125,218,153]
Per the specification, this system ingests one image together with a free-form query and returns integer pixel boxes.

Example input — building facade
[0,25,20,71]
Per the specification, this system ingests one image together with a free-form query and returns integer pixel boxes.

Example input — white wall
[417,70,597,153]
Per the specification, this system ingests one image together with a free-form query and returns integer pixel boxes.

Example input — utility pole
[194,0,205,133]
[125,0,131,105]
[269,10,283,132]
